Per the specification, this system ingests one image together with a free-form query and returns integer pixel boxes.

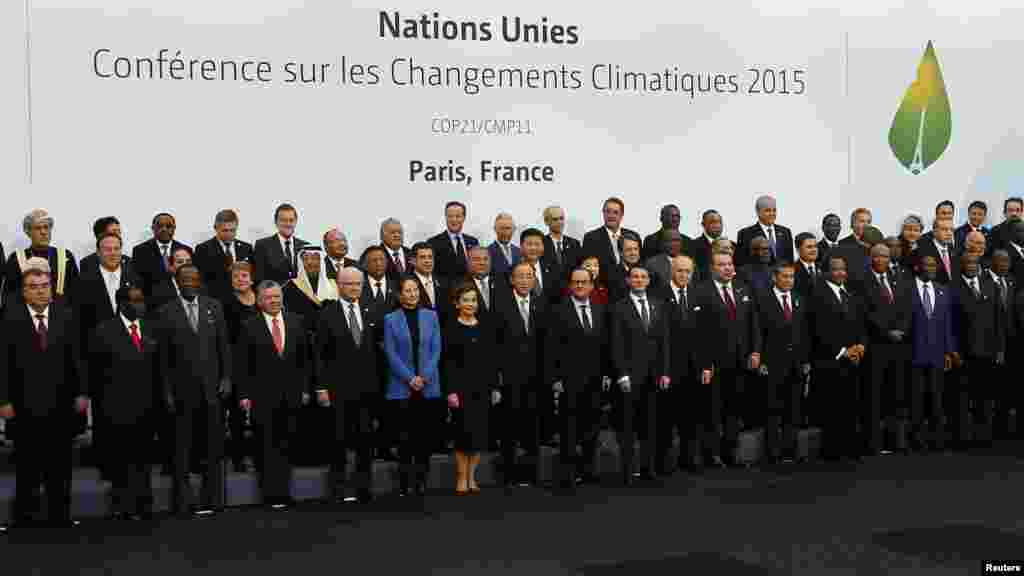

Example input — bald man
[736,195,794,268]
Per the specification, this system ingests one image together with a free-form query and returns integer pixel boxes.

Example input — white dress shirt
[572,297,592,327]
[278,233,296,267]
[773,287,793,311]
[101,265,122,313]
[671,281,688,305]
[121,314,141,338]
[802,260,817,278]
[415,272,435,306]
[342,299,363,332]
[605,226,622,263]
[630,292,650,318]
[914,277,934,309]
[532,261,544,291]
[157,241,172,260]
[713,280,734,304]
[369,275,388,298]
[263,312,285,348]
[26,305,49,330]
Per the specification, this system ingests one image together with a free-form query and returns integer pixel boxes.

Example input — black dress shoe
[191,506,217,517]
[414,482,426,496]
[356,490,374,504]
[49,519,81,529]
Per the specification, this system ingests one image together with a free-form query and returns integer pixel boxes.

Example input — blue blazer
[383,308,441,400]
[487,242,520,279]
[909,281,955,369]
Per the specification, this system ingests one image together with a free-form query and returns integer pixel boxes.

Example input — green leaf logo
[888,41,952,174]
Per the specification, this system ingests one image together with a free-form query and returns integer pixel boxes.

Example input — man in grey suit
[158,264,232,517]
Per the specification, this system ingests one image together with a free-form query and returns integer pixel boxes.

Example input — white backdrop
[1,1,1023,259]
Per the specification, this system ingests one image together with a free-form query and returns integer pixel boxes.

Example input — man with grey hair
[4,209,80,308]
[542,205,581,279]
[488,213,520,279]
[736,195,793,268]
[194,209,253,303]
[324,228,357,281]
[378,217,413,280]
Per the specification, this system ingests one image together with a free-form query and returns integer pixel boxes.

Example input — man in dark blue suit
[487,213,520,281]
[955,201,990,251]
[907,254,959,452]
[735,195,794,268]
[428,201,479,282]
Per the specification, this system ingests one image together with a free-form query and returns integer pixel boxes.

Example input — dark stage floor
[3,445,1024,575]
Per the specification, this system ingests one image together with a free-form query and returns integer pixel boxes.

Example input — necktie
[554,240,563,265]
[502,244,511,264]
[271,317,284,355]
[224,242,234,262]
[580,304,592,334]
[923,284,934,318]
[807,264,816,281]
[106,271,119,312]
[533,265,543,296]
[480,278,490,309]
[767,228,777,258]
[679,289,688,319]
[187,302,199,333]
[879,274,893,305]
[161,244,169,271]
[424,279,434,307]
[130,323,142,352]
[639,298,650,331]
[35,314,47,351]
[284,240,294,276]
[612,233,621,264]
[940,248,950,277]
[347,303,362,347]
[393,251,404,273]
[839,287,850,308]
[970,278,981,300]
[721,285,736,321]
[519,299,530,333]
[455,235,467,266]
[374,281,382,302]
[782,293,792,321]
[999,278,1008,310]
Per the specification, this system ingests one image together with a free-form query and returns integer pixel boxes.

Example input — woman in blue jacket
[384,276,442,496]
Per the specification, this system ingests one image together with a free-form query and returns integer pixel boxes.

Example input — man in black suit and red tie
[377,217,415,282]
[755,261,810,465]
[657,255,699,474]
[253,203,309,286]
[736,195,794,268]
[793,232,820,300]
[411,241,449,324]
[911,218,958,286]
[582,197,639,289]
[542,205,582,281]
[693,209,726,281]
[194,209,253,304]
[361,245,397,316]
[131,212,190,304]
[695,251,761,467]
[0,258,89,533]
[428,201,479,282]
[88,285,160,520]
[4,209,80,308]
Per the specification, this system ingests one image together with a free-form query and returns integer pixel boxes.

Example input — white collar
[915,277,933,289]
[415,271,433,284]
[671,281,686,294]
[26,305,49,320]
[277,233,293,244]
[773,287,791,299]
[263,312,282,322]
[120,314,140,332]
[630,292,648,302]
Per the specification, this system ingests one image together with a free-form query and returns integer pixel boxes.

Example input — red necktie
[722,286,737,321]
[782,293,792,322]
[272,317,284,355]
[35,314,48,351]
[393,252,404,273]
[130,323,143,352]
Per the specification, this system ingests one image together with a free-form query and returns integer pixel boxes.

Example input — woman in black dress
[223,261,259,471]
[444,281,497,495]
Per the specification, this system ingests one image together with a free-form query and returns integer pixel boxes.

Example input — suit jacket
[956,224,989,253]
[413,274,450,324]
[519,258,561,308]
[80,253,131,277]
[863,270,912,348]
[992,272,1015,344]
[952,274,1000,359]
[496,291,545,408]
[811,282,865,370]
[379,244,415,282]
[1006,244,1024,290]
[428,231,479,281]
[543,234,582,280]
[663,285,699,380]
[88,316,160,425]
[694,280,761,371]
[157,296,231,409]
[252,234,308,286]
[736,223,794,267]
[4,246,80,307]
[641,231,697,263]
[193,238,254,303]
[316,299,379,401]
[643,254,675,296]
[756,289,809,374]
[908,280,955,368]
[465,274,507,328]
[545,298,610,392]
[75,261,140,356]
[911,240,959,286]
[487,241,520,280]
[361,273,398,318]
[235,312,309,420]
[131,239,190,302]
[816,238,841,265]
[324,257,359,282]
[0,304,84,419]
[737,264,773,294]
[793,260,821,301]
[383,308,441,400]
[611,295,670,387]
[582,226,640,287]
[693,235,716,281]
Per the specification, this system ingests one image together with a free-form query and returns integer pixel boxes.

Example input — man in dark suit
[756,262,810,465]
[838,208,872,249]
[642,204,695,263]
[988,249,1017,439]
[885,236,913,284]
[817,213,843,265]
[582,197,639,289]
[812,255,867,461]
[542,205,582,280]
[518,228,559,308]
[410,241,449,324]
[157,264,231,517]
[4,209,80,308]
[736,195,794,267]
[466,246,502,325]
[88,286,159,520]
[863,243,912,455]
[695,251,761,467]
[611,266,670,483]
[0,258,88,531]
[149,246,195,313]
[911,218,958,286]
[194,209,253,304]
[428,201,479,281]
[253,203,309,286]
[377,217,415,282]
[607,232,645,305]
[657,256,699,474]
[920,200,957,249]
[131,212,190,304]
[988,197,1023,256]
[693,209,725,280]
[361,245,397,316]
[794,232,821,300]
[488,213,520,280]
[644,229,683,295]
[317,268,378,504]
[323,228,359,282]
[956,201,990,250]
[80,216,123,276]
[951,253,1000,449]
[736,236,773,293]
[546,267,610,488]
[237,280,310,510]
[907,255,958,452]
[1004,220,1024,284]
[496,262,545,486]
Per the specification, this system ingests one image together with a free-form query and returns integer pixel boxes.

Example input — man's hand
[702,369,713,385]
[944,354,952,371]
[997,351,1006,366]
[618,376,631,393]
[887,330,904,343]
[800,363,812,377]
[601,376,612,392]
[316,390,331,407]
[0,403,15,420]
[950,352,962,369]
[218,378,232,397]
[301,392,311,405]
[658,376,671,391]
[447,393,460,409]
[846,348,859,361]
[552,381,564,394]
[749,353,761,371]
[239,398,252,411]
[73,396,89,414]
[491,390,502,406]
[758,364,769,377]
